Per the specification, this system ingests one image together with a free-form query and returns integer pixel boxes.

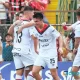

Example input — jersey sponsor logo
[13,53,21,57]
[13,47,21,51]
[38,35,43,37]
[39,39,49,42]
[41,43,49,47]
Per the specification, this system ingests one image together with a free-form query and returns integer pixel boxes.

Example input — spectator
[61,33,75,61]
[64,33,74,51]
[13,11,23,22]
[9,0,25,23]
[1,33,13,61]
[0,0,10,24]
[0,36,2,62]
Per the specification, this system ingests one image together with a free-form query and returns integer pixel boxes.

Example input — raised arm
[18,20,35,33]
[8,24,15,35]
[62,22,72,31]
[8,20,22,35]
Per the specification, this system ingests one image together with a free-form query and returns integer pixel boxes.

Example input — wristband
[63,25,67,30]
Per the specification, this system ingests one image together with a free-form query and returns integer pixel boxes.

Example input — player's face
[6,35,12,42]
[33,18,43,26]
[19,13,23,19]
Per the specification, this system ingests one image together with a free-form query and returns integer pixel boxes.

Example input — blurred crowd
[0,0,50,24]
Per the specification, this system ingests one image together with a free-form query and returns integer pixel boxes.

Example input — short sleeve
[71,21,80,30]
[29,27,37,37]
[50,26,60,38]
[29,27,34,36]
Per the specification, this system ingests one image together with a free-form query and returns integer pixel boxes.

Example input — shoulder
[13,20,23,26]
[29,26,35,31]
[48,25,55,31]
[72,21,80,27]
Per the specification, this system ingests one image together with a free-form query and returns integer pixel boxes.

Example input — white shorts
[34,55,58,69]
[13,53,34,70]
[73,47,80,67]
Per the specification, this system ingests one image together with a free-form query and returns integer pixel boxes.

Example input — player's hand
[58,47,63,54]
[73,48,77,54]
[62,22,68,30]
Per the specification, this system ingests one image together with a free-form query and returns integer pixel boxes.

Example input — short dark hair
[76,8,80,16]
[33,12,43,19]
[5,33,12,37]
[23,6,34,11]
[16,11,23,16]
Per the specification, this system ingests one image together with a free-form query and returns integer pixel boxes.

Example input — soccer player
[29,12,63,80]
[62,8,80,80]
[8,6,37,80]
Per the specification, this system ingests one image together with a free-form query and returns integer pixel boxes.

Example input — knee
[32,70,39,77]
[51,73,57,78]
[32,71,37,76]
[71,67,79,76]
[72,67,79,72]
[51,70,59,79]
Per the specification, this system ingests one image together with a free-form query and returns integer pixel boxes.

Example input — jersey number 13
[16,31,22,43]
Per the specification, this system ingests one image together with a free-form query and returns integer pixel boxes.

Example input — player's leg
[21,54,34,80]
[25,66,33,80]
[32,56,45,80]
[46,56,60,80]
[32,66,42,80]
[71,50,80,79]
[50,68,60,80]
[26,71,34,80]
[16,68,24,80]
[71,66,79,79]
[13,53,24,80]
[26,51,38,80]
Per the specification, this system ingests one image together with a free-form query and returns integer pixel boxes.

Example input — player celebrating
[29,12,63,80]
[62,8,80,80]
[8,6,37,80]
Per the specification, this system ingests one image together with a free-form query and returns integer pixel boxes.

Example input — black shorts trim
[25,65,33,68]
[41,66,44,69]
[16,67,24,70]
